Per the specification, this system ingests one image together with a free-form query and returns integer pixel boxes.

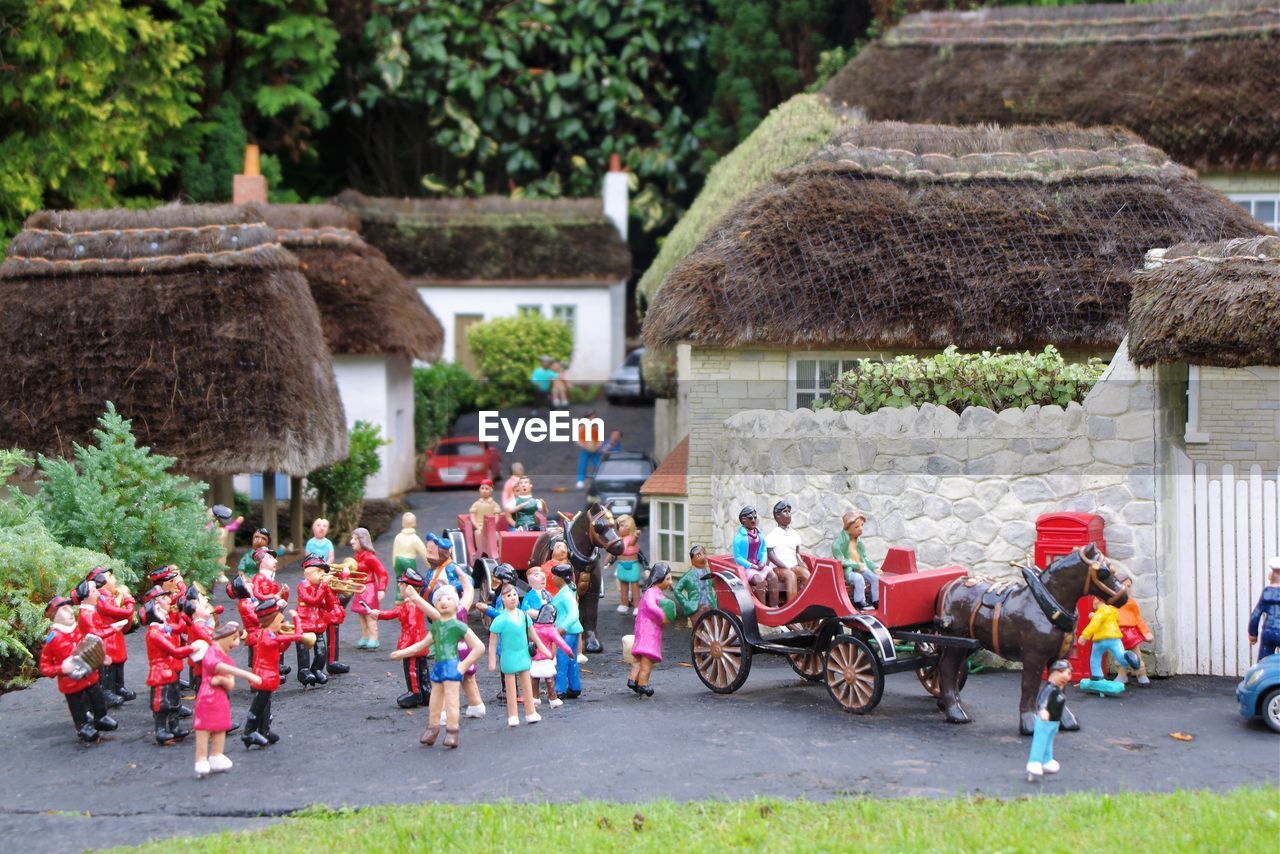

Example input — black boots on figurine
[243,691,273,748]
[397,691,425,709]
[326,627,349,675]
[327,660,350,675]
[68,689,116,742]
[297,644,314,685]
[112,664,136,702]
[241,714,269,748]
[153,712,177,745]
[310,634,330,685]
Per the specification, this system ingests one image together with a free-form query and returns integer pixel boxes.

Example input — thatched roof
[642,123,1271,352]
[822,0,1280,173]
[249,204,443,360]
[638,94,855,305]
[334,190,631,282]
[1129,236,1280,368]
[0,205,348,476]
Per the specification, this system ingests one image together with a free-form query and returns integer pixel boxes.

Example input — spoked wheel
[825,634,884,714]
[915,642,970,697]
[691,609,752,694]
[786,620,825,683]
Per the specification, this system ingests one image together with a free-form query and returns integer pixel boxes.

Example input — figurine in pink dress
[530,603,575,708]
[192,622,260,778]
[628,563,675,697]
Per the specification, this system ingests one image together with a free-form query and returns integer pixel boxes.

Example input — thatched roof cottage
[0,205,348,478]
[640,122,1269,555]
[1123,237,1280,677]
[252,203,444,498]
[823,0,1280,226]
[337,186,632,382]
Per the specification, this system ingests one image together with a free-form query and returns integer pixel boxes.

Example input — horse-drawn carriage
[693,548,979,713]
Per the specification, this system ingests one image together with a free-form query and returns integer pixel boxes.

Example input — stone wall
[707,349,1181,672]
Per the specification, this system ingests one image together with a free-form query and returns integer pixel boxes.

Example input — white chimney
[603,152,628,241]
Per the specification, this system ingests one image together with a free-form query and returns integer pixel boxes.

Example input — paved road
[0,401,1274,852]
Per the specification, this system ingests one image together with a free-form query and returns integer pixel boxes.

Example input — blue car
[1236,653,1280,733]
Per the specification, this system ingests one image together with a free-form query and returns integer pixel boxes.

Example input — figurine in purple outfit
[627,562,676,697]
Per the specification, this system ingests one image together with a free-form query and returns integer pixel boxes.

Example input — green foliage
[465,314,574,410]
[307,421,388,519]
[338,0,712,234]
[0,0,224,245]
[414,363,481,452]
[702,0,840,157]
[819,346,1107,414]
[35,403,222,587]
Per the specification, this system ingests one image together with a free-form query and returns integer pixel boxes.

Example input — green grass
[120,788,1277,852]
[636,93,852,305]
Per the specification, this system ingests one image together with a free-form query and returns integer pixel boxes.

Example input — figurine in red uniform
[144,593,197,745]
[225,575,261,665]
[192,622,260,778]
[243,598,305,749]
[249,548,292,677]
[38,595,121,742]
[295,555,338,686]
[368,568,430,708]
[73,575,127,707]
[88,567,138,704]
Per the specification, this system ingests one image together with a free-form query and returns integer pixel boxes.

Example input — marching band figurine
[833,511,879,610]
[350,527,389,649]
[38,595,120,742]
[144,592,197,745]
[1248,557,1280,662]
[250,547,292,677]
[209,504,244,583]
[305,518,336,564]
[628,562,675,697]
[90,567,138,704]
[611,514,642,614]
[369,569,430,708]
[1027,660,1071,782]
[392,583,484,748]
[673,545,716,624]
[295,554,338,686]
[243,598,305,749]
[392,512,432,598]
[733,506,780,606]
[488,583,549,727]
[531,603,574,708]
[1079,595,1141,696]
[551,564,586,699]
[75,571,126,708]
[766,500,811,604]
[182,586,217,699]
[192,622,260,778]
[225,576,260,665]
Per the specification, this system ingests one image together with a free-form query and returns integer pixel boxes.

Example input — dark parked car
[589,451,655,525]
[605,347,652,404]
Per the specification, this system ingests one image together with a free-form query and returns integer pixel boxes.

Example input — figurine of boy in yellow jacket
[1079,596,1142,695]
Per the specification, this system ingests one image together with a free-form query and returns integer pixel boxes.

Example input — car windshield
[437,442,485,457]
[596,460,651,478]
[624,351,641,368]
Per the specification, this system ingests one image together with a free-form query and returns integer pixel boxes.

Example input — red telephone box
[1034,512,1106,683]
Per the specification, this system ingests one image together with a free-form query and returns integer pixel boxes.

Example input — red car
[421,437,502,488]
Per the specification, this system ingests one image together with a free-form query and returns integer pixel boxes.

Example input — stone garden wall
[708,349,1180,671]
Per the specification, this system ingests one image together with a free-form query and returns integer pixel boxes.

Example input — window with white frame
[517,304,542,317]
[1230,194,1280,231]
[551,304,576,340]
[652,499,687,564]
[790,354,866,409]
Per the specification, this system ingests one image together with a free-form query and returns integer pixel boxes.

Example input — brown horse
[529,502,624,653]
[934,544,1129,735]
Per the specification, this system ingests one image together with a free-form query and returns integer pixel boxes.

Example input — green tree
[307,421,388,537]
[329,0,712,234]
[35,403,223,587]
[414,362,481,452]
[466,313,573,410]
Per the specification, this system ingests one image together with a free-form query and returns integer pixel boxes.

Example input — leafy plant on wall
[307,421,388,537]
[465,313,573,410]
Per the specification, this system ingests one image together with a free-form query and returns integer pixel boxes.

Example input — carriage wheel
[786,620,825,683]
[825,635,884,714]
[914,643,969,698]
[691,610,752,694]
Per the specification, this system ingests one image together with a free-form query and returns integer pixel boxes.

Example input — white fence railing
[1175,457,1280,677]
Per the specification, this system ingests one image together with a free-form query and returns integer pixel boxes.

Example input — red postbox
[1035,512,1106,683]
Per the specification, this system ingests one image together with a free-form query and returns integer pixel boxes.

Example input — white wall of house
[417,282,625,382]
[332,353,416,499]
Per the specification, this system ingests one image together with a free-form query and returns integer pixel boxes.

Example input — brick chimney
[232,144,268,204]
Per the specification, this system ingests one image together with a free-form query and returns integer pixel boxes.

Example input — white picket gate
[1174,456,1280,677]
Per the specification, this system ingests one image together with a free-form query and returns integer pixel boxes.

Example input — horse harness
[565,505,613,573]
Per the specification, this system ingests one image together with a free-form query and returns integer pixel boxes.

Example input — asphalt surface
[1,401,1276,852]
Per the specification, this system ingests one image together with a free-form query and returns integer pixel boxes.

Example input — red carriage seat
[880,547,918,575]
